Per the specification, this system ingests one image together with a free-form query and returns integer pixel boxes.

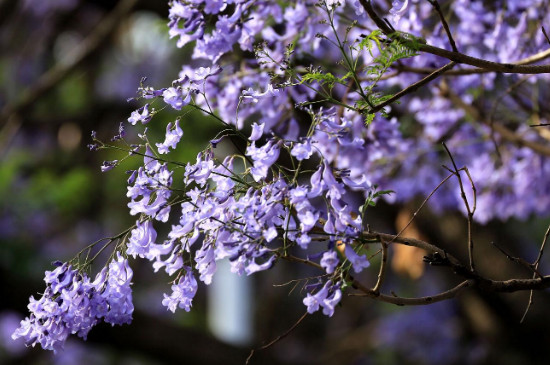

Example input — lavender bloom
[303,283,328,314]
[195,244,216,285]
[245,255,276,275]
[162,84,192,110]
[241,84,280,104]
[320,250,339,274]
[156,120,183,154]
[249,122,265,141]
[303,280,342,317]
[168,1,205,48]
[162,268,198,313]
[185,151,215,186]
[389,0,410,24]
[128,104,152,125]
[191,65,222,82]
[102,254,134,326]
[100,160,118,172]
[247,139,281,182]
[127,149,173,222]
[291,138,314,161]
[12,256,133,352]
[127,220,157,259]
[344,244,370,273]
[321,286,341,317]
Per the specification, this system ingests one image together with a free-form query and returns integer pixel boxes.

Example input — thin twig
[367,61,455,114]
[391,173,454,243]
[491,241,541,275]
[372,237,388,294]
[521,222,550,322]
[427,0,458,52]
[246,311,309,364]
[442,143,476,272]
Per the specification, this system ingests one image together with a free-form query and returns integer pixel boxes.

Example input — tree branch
[367,61,455,114]
[358,0,550,74]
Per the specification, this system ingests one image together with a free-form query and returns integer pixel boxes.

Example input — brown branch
[283,226,550,308]
[491,241,541,276]
[351,279,474,306]
[521,221,550,322]
[367,61,455,114]
[358,0,550,74]
[393,48,550,75]
[372,237,388,294]
[363,231,460,264]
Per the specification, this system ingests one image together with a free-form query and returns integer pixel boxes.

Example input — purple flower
[291,138,314,161]
[195,244,216,285]
[389,0,410,24]
[247,139,281,182]
[127,220,157,259]
[303,281,342,317]
[191,65,222,81]
[321,286,341,317]
[344,244,370,273]
[162,77,197,110]
[101,160,118,172]
[156,120,183,154]
[12,255,133,352]
[241,84,280,104]
[249,122,265,141]
[303,283,328,314]
[320,250,339,274]
[128,104,152,125]
[162,268,197,313]
[245,255,276,275]
[102,254,134,326]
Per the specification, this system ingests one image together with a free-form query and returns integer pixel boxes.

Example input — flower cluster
[12,255,133,352]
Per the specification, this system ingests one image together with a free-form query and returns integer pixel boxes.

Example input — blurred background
[1,1,550,364]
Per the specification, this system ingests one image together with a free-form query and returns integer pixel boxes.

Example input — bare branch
[491,241,541,275]
[246,311,309,364]
[367,61,455,114]
[392,173,454,242]
[521,221,550,322]
[442,143,476,272]
[427,0,458,52]
[372,237,388,294]
[351,279,475,306]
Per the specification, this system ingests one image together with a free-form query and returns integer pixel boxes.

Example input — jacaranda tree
[11,0,550,360]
